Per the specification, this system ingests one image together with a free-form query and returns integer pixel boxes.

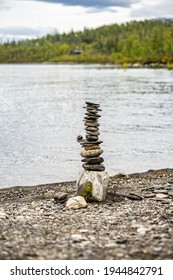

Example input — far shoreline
[0,61,172,69]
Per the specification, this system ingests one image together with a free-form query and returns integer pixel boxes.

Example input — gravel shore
[0,168,173,260]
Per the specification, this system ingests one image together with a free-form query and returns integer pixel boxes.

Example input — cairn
[78,101,105,172]
[76,101,109,202]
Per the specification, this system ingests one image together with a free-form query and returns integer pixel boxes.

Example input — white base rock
[76,170,109,202]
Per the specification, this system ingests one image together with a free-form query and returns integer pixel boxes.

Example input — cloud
[0,0,10,10]
[131,0,173,18]
[0,26,56,42]
[34,0,139,9]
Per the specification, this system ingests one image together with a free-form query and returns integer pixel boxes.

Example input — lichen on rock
[78,182,93,201]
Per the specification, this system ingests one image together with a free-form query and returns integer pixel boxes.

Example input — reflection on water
[0,64,173,188]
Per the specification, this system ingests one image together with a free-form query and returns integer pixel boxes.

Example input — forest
[0,20,173,67]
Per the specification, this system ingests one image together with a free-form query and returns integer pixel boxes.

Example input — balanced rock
[84,121,100,127]
[82,157,104,164]
[80,149,103,158]
[84,145,100,150]
[86,135,98,141]
[77,170,109,202]
[66,196,87,210]
[82,163,105,171]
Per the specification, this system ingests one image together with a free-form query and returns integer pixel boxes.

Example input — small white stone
[76,170,109,202]
[66,196,87,210]
[70,234,84,242]
[137,227,147,236]
[0,210,6,220]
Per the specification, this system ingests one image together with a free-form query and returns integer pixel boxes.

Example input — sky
[0,0,173,42]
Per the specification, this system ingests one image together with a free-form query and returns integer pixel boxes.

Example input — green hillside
[0,20,173,66]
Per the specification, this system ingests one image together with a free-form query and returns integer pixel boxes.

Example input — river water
[0,64,172,188]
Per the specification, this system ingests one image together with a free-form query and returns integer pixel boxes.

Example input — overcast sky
[0,0,173,42]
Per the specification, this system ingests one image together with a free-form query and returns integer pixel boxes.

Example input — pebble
[144,193,156,198]
[154,189,168,194]
[137,227,147,236]
[168,191,173,196]
[54,192,68,203]
[156,193,168,199]
[160,200,171,204]
[70,234,84,242]
[154,185,164,190]
[0,210,7,220]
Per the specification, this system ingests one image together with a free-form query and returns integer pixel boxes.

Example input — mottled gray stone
[80,149,103,158]
[76,170,109,202]
[54,192,68,203]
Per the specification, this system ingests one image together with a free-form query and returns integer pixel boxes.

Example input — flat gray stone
[86,135,98,141]
[76,170,109,202]
[85,126,99,132]
[144,193,156,198]
[86,130,100,136]
[84,121,99,127]
[86,101,100,107]
[154,189,168,194]
[82,157,104,164]
[156,193,168,199]
[82,163,105,171]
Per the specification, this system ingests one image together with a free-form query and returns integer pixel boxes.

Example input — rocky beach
[0,168,173,260]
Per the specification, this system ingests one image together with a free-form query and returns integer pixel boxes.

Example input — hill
[0,20,173,66]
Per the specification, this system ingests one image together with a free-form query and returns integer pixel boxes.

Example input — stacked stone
[79,101,105,172]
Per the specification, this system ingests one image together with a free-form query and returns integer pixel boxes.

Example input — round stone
[82,157,104,164]
[82,164,105,171]
[80,149,103,158]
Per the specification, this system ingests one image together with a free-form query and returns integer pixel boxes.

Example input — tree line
[0,20,173,66]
